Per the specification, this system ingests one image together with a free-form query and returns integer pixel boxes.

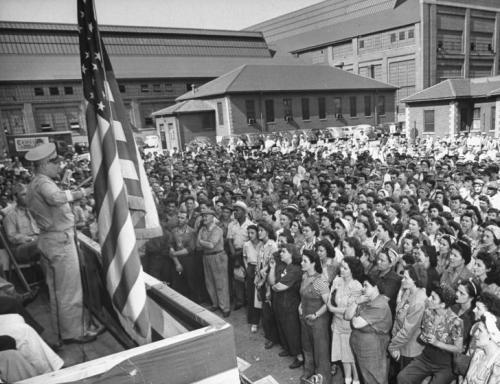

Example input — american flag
[77,0,161,341]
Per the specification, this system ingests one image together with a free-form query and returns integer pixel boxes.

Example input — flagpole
[91,0,115,125]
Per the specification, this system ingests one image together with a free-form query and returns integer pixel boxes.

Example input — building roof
[0,21,303,82]
[286,0,419,54]
[245,0,419,55]
[0,21,266,39]
[403,76,500,103]
[247,0,405,42]
[176,64,397,101]
[152,100,214,116]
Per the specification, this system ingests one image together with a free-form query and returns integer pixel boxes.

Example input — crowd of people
[1,132,500,383]
[142,133,500,384]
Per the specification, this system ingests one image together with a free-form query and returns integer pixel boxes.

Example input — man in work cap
[25,142,98,345]
[197,206,230,317]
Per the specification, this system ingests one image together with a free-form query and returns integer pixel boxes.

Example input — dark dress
[272,261,302,356]
[350,294,393,384]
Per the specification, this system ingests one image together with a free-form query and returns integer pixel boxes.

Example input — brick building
[403,76,500,137]
[153,64,396,149]
[0,21,292,155]
[247,0,500,124]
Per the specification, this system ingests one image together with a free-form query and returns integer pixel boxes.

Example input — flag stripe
[78,0,161,341]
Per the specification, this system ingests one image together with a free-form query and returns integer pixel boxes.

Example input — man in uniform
[25,143,96,345]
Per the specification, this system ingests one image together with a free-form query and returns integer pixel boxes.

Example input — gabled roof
[177,64,397,101]
[152,100,214,116]
[403,76,500,103]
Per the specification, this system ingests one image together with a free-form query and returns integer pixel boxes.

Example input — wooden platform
[17,233,240,384]
[27,286,124,367]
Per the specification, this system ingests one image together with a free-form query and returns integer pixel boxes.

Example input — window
[491,106,496,131]
[34,87,44,96]
[349,96,357,117]
[370,65,376,79]
[301,98,310,120]
[424,110,435,132]
[408,29,414,39]
[473,107,480,130]
[265,99,274,122]
[49,87,59,96]
[364,96,371,117]
[144,116,153,126]
[377,96,386,116]
[390,33,396,43]
[359,40,364,49]
[153,84,161,93]
[217,102,224,125]
[334,97,342,117]
[399,31,405,40]
[64,86,73,95]
[165,83,173,92]
[283,98,292,119]
[318,97,326,119]
[245,100,255,123]
[141,84,149,93]
[118,84,126,93]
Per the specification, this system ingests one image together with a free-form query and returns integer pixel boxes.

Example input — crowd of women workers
[143,133,500,384]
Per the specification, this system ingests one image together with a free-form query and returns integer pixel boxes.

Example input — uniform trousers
[38,230,84,340]
[202,251,230,312]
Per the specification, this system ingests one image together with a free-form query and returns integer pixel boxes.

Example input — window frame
[424,110,435,132]
[318,97,326,120]
[364,95,372,117]
[265,99,275,123]
[349,96,357,117]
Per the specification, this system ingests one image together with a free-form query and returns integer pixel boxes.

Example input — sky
[0,0,324,30]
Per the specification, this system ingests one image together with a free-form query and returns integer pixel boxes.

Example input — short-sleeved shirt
[227,218,254,249]
[421,307,463,347]
[27,174,75,232]
[356,294,393,335]
[198,224,224,253]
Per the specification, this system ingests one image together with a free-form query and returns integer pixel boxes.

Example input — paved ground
[223,306,343,384]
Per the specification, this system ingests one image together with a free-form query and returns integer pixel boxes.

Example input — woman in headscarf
[463,313,500,384]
